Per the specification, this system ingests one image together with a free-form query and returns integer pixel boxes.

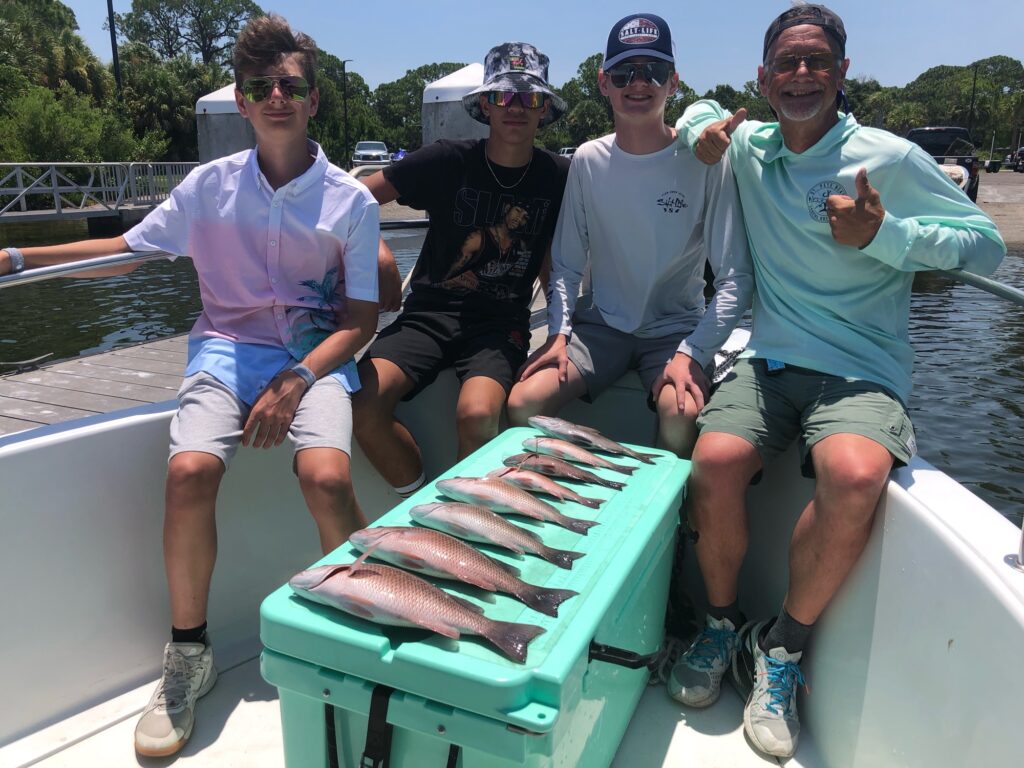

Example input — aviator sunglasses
[486,91,547,109]
[605,61,674,88]
[241,75,310,103]
[768,51,839,74]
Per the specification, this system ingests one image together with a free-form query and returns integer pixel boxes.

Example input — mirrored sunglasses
[486,91,547,109]
[241,75,310,103]
[606,61,674,88]
[768,52,838,74]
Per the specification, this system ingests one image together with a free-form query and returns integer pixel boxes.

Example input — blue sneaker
[742,629,805,759]
[667,615,739,707]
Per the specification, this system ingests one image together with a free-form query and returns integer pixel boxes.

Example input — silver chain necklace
[484,144,533,190]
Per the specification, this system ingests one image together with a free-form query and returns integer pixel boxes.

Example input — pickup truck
[905,126,980,201]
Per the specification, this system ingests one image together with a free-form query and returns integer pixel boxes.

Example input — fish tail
[565,517,600,535]
[481,620,545,663]
[634,452,660,464]
[520,586,579,617]
[575,496,603,509]
[542,547,586,570]
[609,464,636,475]
[597,477,626,490]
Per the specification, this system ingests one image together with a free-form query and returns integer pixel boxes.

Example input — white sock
[393,472,425,498]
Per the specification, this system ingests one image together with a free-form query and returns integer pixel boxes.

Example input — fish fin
[395,554,429,571]
[576,424,603,434]
[609,464,637,475]
[482,552,522,578]
[418,619,462,640]
[450,595,485,614]
[348,544,380,574]
[480,620,545,663]
[565,517,600,535]
[599,478,626,490]
[486,467,515,478]
[542,547,586,570]
[519,586,579,618]
[635,452,660,464]
[344,600,377,619]
[575,496,603,509]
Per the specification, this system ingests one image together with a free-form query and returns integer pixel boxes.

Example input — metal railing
[0,162,198,220]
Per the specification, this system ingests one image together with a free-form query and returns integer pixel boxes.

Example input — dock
[0,335,186,436]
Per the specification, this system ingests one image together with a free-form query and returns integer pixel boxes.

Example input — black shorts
[367,307,531,400]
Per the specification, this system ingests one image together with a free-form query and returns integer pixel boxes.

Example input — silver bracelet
[4,247,25,273]
[289,363,317,389]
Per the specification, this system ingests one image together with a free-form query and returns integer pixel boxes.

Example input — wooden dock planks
[0,335,187,436]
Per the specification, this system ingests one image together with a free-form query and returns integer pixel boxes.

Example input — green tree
[373,63,466,152]
[310,52,382,166]
[0,84,166,163]
[116,0,263,66]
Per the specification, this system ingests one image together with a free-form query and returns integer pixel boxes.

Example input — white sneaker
[134,641,217,757]
[743,636,805,758]
[667,615,739,707]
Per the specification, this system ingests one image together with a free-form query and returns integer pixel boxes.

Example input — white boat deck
[25,650,794,768]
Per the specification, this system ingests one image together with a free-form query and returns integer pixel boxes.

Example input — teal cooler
[261,427,689,767]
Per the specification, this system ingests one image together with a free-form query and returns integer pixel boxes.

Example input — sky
[65,1,1021,95]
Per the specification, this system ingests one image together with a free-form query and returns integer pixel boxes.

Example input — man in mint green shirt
[665,4,1005,760]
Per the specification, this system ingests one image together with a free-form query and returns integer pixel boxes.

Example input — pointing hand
[693,108,747,165]
[826,168,885,248]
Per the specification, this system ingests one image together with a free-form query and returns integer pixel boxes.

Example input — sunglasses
[241,75,311,103]
[486,91,547,109]
[605,61,674,88]
[768,52,838,74]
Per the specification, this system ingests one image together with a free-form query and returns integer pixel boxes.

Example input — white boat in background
[1,262,1023,767]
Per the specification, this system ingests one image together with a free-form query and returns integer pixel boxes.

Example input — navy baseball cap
[604,14,674,70]
[763,4,846,61]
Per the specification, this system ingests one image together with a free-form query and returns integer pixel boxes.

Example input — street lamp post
[106,0,122,97]
[341,59,353,169]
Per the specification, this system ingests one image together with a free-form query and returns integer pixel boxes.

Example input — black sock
[760,608,812,655]
[172,622,208,645]
[706,600,744,629]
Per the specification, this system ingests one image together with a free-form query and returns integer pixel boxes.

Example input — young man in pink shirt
[1,15,380,757]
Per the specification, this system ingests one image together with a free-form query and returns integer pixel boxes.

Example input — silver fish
[289,561,544,663]
[503,453,626,490]
[522,437,636,475]
[435,476,599,535]
[349,527,577,617]
[528,415,660,464]
[409,502,585,570]
[486,466,604,509]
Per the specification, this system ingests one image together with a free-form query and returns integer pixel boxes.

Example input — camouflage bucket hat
[463,42,567,127]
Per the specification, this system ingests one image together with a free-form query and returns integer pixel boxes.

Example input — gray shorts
[169,372,353,467]
[698,357,917,477]
[566,313,686,406]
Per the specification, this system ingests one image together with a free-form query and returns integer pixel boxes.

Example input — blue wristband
[290,363,317,389]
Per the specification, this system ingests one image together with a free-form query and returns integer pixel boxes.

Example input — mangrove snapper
[409,502,585,570]
[349,527,577,617]
[435,476,599,535]
[486,466,604,509]
[522,437,637,475]
[288,561,544,663]
[528,415,659,464]
[503,453,626,490]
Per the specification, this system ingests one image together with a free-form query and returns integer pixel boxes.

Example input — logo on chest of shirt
[806,180,848,223]
[657,190,687,214]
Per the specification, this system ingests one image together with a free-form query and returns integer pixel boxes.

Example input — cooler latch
[588,641,660,670]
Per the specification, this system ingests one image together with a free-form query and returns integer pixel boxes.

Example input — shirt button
[273,201,281,207]
[269,240,277,246]
[271,278,278,284]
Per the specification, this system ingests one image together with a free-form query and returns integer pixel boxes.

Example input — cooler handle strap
[360,684,396,768]
[589,641,660,670]
[446,743,461,767]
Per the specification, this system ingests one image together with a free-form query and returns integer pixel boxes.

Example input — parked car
[557,147,576,159]
[351,141,391,167]
[904,126,980,201]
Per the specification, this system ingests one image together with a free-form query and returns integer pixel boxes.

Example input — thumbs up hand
[826,168,885,248]
[693,108,747,165]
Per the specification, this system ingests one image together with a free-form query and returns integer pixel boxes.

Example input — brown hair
[233,14,318,88]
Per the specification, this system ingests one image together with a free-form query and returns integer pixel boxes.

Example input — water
[2,225,1021,525]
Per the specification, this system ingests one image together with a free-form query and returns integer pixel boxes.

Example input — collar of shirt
[247,139,329,196]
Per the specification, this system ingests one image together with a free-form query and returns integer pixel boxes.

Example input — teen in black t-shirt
[353,42,569,497]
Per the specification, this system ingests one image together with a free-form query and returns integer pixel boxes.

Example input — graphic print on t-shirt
[439,188,552,301]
